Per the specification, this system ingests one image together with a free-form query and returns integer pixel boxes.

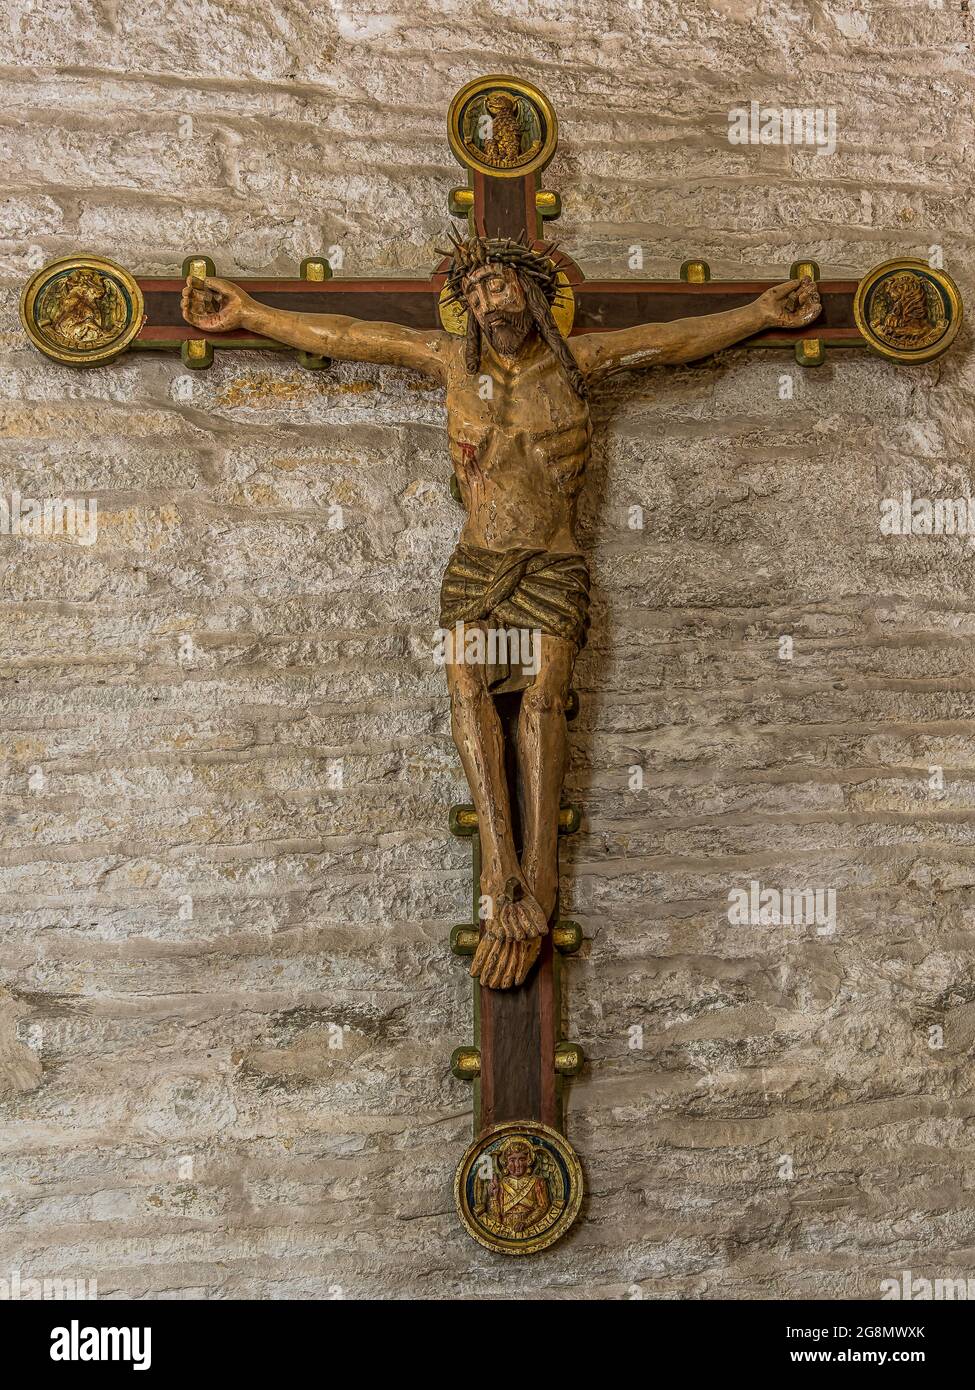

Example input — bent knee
[520,680,568,717]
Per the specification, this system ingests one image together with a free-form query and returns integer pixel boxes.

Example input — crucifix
[20,75,962,1255]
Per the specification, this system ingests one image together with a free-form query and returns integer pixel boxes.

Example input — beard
[480,307,533,357]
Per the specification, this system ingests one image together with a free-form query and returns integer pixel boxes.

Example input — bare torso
[445,334,590,554]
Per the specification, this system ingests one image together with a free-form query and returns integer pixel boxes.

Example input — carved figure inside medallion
[462,90,542,170]
[20,255,144,366]
[39,268,125,351]
[474,1134,554,1236]
[869,270,947,351]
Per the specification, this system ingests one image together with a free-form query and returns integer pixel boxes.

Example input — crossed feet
[470,857,557,990]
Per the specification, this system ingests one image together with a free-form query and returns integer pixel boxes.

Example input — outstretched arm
[181,276,449,381]
[571,277,822,381]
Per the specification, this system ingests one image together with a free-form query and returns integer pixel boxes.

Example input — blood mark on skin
[454,440,487,514]
[457,439,485,491]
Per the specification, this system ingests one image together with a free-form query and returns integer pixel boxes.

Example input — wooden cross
[20,74,962,1256]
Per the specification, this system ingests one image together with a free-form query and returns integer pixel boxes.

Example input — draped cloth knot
[439,543,591,652]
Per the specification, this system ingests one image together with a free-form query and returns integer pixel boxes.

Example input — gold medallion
[448,76,558,180]
[454,1121,583,1255]
[20,255,145,366]
[853,258,961,364]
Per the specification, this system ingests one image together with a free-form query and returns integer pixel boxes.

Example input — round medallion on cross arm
[20,254,145,366]
[853,258,961,364]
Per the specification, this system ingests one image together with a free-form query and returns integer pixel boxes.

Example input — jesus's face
[463,263,532,357]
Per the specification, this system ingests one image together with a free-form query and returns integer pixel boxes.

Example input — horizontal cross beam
[135,266,865,360]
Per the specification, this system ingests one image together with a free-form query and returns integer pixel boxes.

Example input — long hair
[523,275,588,400]
[464,268,587,400]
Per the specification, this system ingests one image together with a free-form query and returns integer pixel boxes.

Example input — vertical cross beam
[444,78,587,1255]
[447,152,576,1133]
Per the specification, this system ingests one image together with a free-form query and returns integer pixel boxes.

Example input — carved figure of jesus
[182,239,820,990]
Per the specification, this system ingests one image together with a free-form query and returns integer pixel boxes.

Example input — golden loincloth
[439,543,591,650]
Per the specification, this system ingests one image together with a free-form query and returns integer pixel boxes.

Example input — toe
[470,932,495,978]
[501,940,524,989]
[471,933,503,984]
[485,942,508,989]
[520,894,549,939]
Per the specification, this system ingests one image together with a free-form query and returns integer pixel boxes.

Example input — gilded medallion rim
[852,257,962,364]
[19,254,145,365]
[454,1119,583,1255]
[447,75,558,180]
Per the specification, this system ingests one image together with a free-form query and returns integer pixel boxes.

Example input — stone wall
[1,0,973,1299]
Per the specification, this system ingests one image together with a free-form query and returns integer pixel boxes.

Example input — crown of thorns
[438,230,568,307]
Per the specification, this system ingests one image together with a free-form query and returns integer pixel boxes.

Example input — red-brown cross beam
[139,166,865,373]
[128,158,870,1145]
